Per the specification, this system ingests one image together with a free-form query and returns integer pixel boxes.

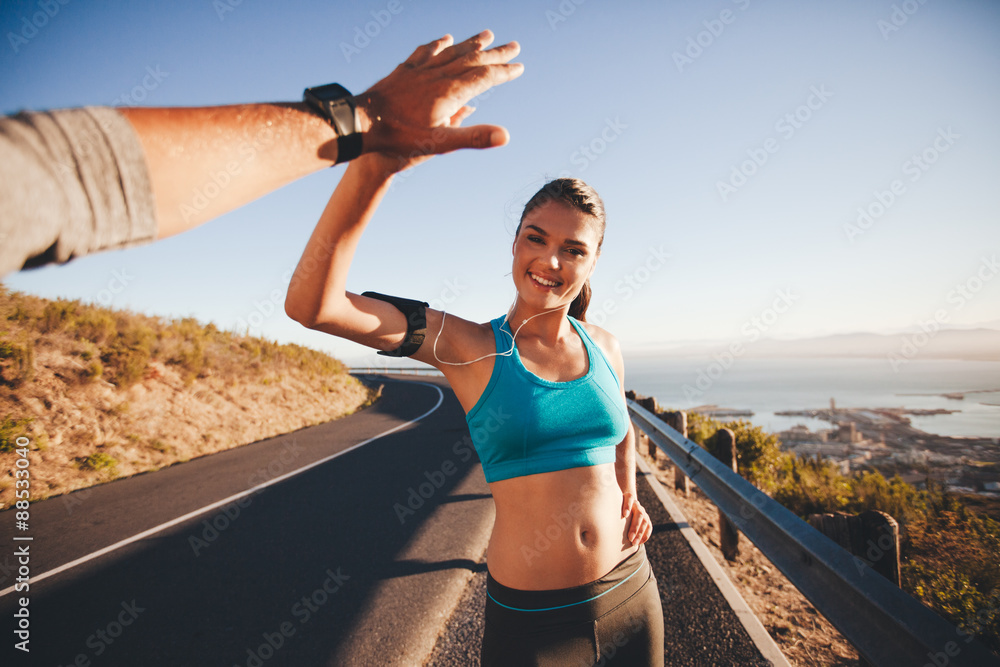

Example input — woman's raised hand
[357,30,523,172]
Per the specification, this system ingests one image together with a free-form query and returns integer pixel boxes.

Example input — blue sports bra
[464,314,630,483]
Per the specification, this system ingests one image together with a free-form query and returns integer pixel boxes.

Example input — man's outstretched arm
[0,30,521,275]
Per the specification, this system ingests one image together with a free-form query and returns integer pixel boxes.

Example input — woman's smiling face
[512,200,601,311]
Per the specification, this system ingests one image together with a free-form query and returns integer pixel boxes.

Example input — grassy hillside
[0,286,377,508]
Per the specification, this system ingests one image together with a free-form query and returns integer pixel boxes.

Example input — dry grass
[0,286,377,507]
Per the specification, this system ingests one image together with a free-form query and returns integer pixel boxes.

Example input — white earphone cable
[432,302,565,366]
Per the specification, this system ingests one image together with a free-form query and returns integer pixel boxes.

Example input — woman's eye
[567,248,584,257]
[528,235,544,244]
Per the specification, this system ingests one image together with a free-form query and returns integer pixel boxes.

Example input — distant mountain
[638,328,1000,361]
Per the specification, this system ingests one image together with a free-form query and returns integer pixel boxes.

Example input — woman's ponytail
[569,280,591,321]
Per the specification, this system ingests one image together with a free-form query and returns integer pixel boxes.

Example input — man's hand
[358,30,523,161]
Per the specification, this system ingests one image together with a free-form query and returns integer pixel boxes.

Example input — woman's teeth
[530,273,559,287]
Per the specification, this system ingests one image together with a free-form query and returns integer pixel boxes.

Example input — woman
[284,39,663,667]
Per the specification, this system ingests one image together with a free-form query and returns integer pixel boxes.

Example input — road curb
[637,452,792,667]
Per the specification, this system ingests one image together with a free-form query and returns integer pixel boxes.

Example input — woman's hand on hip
[622,492,652,546]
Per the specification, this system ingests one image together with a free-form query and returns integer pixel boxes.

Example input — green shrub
[0,415,34,453]
[83,358,104,383]
[0,334,35,387]
[167,340,206,384]
[40,299,78,333]
[148,439,170,453]
[80,452,117,472]
[101,321,155,387]
[685,412,787,494]
[74,310,117,345]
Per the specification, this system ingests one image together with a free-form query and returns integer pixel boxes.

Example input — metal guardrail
[348,366,443,376]
[628,399,1000,667]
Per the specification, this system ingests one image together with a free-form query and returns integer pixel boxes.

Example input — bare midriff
[485,461,639,591]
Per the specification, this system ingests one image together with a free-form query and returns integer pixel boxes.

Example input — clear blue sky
[3,0,999,366]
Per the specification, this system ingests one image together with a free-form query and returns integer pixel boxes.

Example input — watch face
[307,83,351,102]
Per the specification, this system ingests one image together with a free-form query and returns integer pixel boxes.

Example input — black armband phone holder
[362,291,429,357]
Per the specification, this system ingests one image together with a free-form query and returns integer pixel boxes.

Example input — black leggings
[481,543,664,666]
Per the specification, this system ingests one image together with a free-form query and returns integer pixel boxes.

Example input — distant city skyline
[2,0,998,365]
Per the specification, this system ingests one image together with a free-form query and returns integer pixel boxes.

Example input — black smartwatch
[303,83,362,164]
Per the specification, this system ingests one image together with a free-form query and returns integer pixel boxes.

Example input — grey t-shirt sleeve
[0,106,157,276]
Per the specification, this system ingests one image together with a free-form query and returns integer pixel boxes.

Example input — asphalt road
[0,374,489,666]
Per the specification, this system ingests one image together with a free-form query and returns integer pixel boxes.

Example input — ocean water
[623,356,1000,439]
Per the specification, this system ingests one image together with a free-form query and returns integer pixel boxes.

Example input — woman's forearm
[616,424,638,497]
[284,154,395,328]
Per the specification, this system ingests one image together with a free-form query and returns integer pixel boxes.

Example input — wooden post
[638,397,659,458]
[712,428,741,561]
[660,410,690,497]
[808,510,900,586]
[860,510,900,586]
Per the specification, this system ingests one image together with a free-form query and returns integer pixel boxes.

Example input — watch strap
[304,83,363,164]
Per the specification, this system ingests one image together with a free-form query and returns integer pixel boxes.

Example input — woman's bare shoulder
[580,320,622,357]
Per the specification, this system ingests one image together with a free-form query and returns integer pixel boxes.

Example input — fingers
[429,33,456,58]
[406,33,455,66]
[438,29,496,63]
[449,105,476,127]
[426,124,509,152]
[479,40,522,65]
[449,61,524,107]
[437,33,521,71]
[626,503,652,545]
